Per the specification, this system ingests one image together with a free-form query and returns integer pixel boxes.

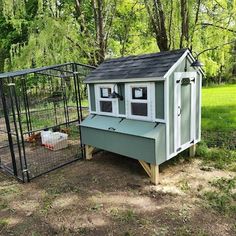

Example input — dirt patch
[0,152,236,236]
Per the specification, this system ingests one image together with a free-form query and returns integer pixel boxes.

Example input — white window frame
[125,82,155,121]
[94,84,118,116]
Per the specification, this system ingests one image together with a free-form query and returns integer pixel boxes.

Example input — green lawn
[196,84,236,171]
[202,84,236,132]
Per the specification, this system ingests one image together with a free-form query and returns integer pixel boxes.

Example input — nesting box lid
[80,115,161,139]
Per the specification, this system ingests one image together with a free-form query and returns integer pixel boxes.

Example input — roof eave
[163,49,204,78]
[85,77,164,84]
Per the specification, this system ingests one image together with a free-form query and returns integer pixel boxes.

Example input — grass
[200,84,236,166]
[201,84,236,132]
[0,219,8,230]
[203,177,236,215]
[110,208,137,223]
[196,141,236,171]
[179,179,191,192]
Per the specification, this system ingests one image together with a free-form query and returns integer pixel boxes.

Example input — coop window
[132,87,147,100]
[100,101,112,113]
[95,84,118,116]
[131,103,147,116]
[126,83,154,121]
[100,87,111,98]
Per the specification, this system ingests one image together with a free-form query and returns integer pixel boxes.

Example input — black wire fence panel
[0,62,94,182]
[23,121,82,179]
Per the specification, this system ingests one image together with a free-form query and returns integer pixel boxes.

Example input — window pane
[132,87,147,100]
[100,101,112,113]
[131,103,147,116]
[100,87,111,98]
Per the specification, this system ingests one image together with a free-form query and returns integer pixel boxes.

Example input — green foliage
[0,0,235,83]
[25,0,38,20]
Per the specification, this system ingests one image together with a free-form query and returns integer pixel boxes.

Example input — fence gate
[0,62,95,182]
[0,79,29,182]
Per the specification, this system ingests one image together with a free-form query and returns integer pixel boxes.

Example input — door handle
[177,106,181,116]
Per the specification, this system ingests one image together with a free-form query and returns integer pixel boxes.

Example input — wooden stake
[189,144,196,157]
[85,145,94,160]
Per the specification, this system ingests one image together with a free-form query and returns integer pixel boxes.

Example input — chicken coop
[0,62,95,182]
[80,48,204,184]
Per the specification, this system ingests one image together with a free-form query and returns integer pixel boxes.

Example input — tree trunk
[168,0,173,49]
[97,0,105,63]
[75,0,85,32]
[144,0,169,51]
[180,0,189,48]
[189,0,201,50]
[0,49,6,73]
[0,1,6,72]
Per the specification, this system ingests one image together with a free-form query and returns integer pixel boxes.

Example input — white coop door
[174,72,197,153]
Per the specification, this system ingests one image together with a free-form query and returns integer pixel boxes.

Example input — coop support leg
[189,144,196,157]
[85,145,94,160]
[151,164,159,185]
[139,160,159,185]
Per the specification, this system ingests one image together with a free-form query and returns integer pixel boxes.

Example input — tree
[144,0,169,51]
[0,0,27,71]
[0,0,235,83]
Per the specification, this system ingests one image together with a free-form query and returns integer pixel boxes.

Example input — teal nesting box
[80,48,204,184]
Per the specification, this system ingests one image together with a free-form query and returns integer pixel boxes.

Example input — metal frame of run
[0,62,95,182]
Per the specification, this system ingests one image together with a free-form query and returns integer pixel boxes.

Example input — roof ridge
[104,48,188,63]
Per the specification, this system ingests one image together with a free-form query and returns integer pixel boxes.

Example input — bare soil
[0,152,236,236]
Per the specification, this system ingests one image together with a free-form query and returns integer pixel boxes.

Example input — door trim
[174,72,197,153]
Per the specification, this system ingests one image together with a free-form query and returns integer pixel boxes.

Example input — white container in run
[41,131,52,145]
[41,131,68,151]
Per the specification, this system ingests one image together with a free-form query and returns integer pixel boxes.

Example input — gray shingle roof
[85,48,188,82]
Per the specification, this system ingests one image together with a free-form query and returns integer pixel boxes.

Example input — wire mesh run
[0,62,95,182]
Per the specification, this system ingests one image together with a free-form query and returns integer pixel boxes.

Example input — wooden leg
[150,164,159,185]
[189,144,196,157]
[85,145,94,160]
[139,160,159,185]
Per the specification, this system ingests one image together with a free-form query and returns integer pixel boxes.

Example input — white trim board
[94,84,119,116]
[125,82,155,122]
[164,78,169,160]
[87,84,92,113]
[85,77,165,84]
[168,140,200,159]
[198,73,202,141]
